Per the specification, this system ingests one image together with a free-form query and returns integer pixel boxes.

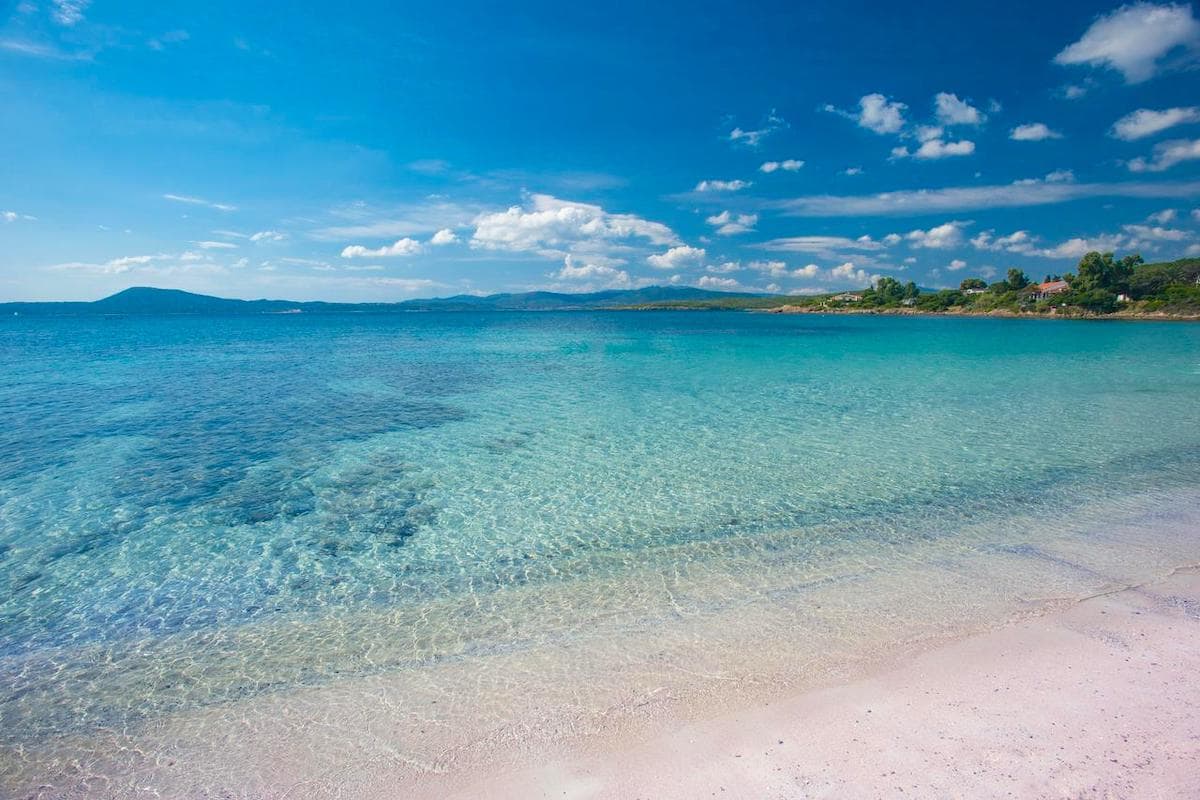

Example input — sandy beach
[404,568,1200,800]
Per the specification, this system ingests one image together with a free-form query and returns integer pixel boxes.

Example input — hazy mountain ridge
[0,286,766,315]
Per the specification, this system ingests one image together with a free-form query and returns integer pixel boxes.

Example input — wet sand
[415,569,1200,799]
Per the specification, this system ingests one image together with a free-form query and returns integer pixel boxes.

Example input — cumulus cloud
[826,93,907,134]
[470,194,678,262]
[698,275,741,289]
[249,230,286,242]
[893,138,976,159]
[705,211,758,235]
[1111,106,1200,140]
[905,221,968,249]
[1054,2,1200,83]
[1037,234,1129,259]
[829,261,873,285]
[1148,208,1177,223]
[1010,123,1062,141]
[1127,138,1200,171]
[842,167,863,176]
[934,93,985,126]
[552,255,632,287]
[759,159,805,173]
[948,259,968,271]
[163,193,237,212]
[647,245,706,270]
[694,179,752,192]
[971,229,1038,254]
[430,228,458,245]
[341,238,423,258]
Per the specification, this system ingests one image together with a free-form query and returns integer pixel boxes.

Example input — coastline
[758,304,1200,321]
[425,567,1200,799]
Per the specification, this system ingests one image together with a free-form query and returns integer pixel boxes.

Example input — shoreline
[426,567,1200,799]
[757,304,1200,321]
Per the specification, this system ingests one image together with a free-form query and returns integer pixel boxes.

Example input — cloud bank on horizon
[1,0,1199,300]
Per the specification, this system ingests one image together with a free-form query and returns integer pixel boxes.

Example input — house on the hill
[831,292,862,302]
[1032,280,1070,300]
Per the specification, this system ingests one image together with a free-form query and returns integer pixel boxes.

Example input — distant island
[4,252,1198,320]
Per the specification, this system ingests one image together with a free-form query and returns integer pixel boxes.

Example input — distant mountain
[0,285,768,316]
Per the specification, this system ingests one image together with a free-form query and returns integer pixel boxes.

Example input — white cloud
[773,177,1200,216]
[948,259,968,271]
[1044,169,1076,183]
[312,200,478,241]
[340,238,423,258]
[1148,208,1177,223]
[792,263,821,278]
[759,235,888,255]
[51,0,90,26]
[430,228,458,245]
[1063,83,1089,99]
[905,221,968,249]
[825,93,907,134]
[1054,2,1200,83]
[470,194,678,261]
[192,240,238,249]
[706,261,741,274]
[698,275,741,289]
[163,193,237,212]
[695,179,752,192]
[1111,106,1200,140]
[1127,138,1200,171]
[901,138,976,159]
[728,111,785,148]
[1123,223,1193,241]
[647,245,706,270]
[759,159,805,173]
[971,229,1037,254]
[1193,208,1200,222]
[934,93,985,126]
[705,211,758,235]
[842,167,863,176]
[858,93,907,134]
[741,259,819,279]
[2,210,36,223]
[552,256,632,288]
[1036,234,1128,259]
[249,230,286,242]
[1010,123,1062,141]
[830,261,873,284]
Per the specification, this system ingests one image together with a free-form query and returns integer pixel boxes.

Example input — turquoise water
[2,311,1200,795]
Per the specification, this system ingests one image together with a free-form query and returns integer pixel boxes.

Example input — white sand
[409,569,1200,799]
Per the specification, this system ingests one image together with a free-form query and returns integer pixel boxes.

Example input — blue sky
[2,1,1199,301]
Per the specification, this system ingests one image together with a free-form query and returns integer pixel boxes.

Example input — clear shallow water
[2,311,1200,794]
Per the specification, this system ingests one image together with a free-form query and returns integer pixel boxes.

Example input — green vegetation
[621,253,1200,318]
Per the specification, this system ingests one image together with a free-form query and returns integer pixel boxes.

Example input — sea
[2,311,1199,796]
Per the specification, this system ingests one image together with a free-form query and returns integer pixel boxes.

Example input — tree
[1075,251,1142,294]
[865,276,906,304]
[1006,268,1030,290]
[903,280,919,299]
[959,277,986,291]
